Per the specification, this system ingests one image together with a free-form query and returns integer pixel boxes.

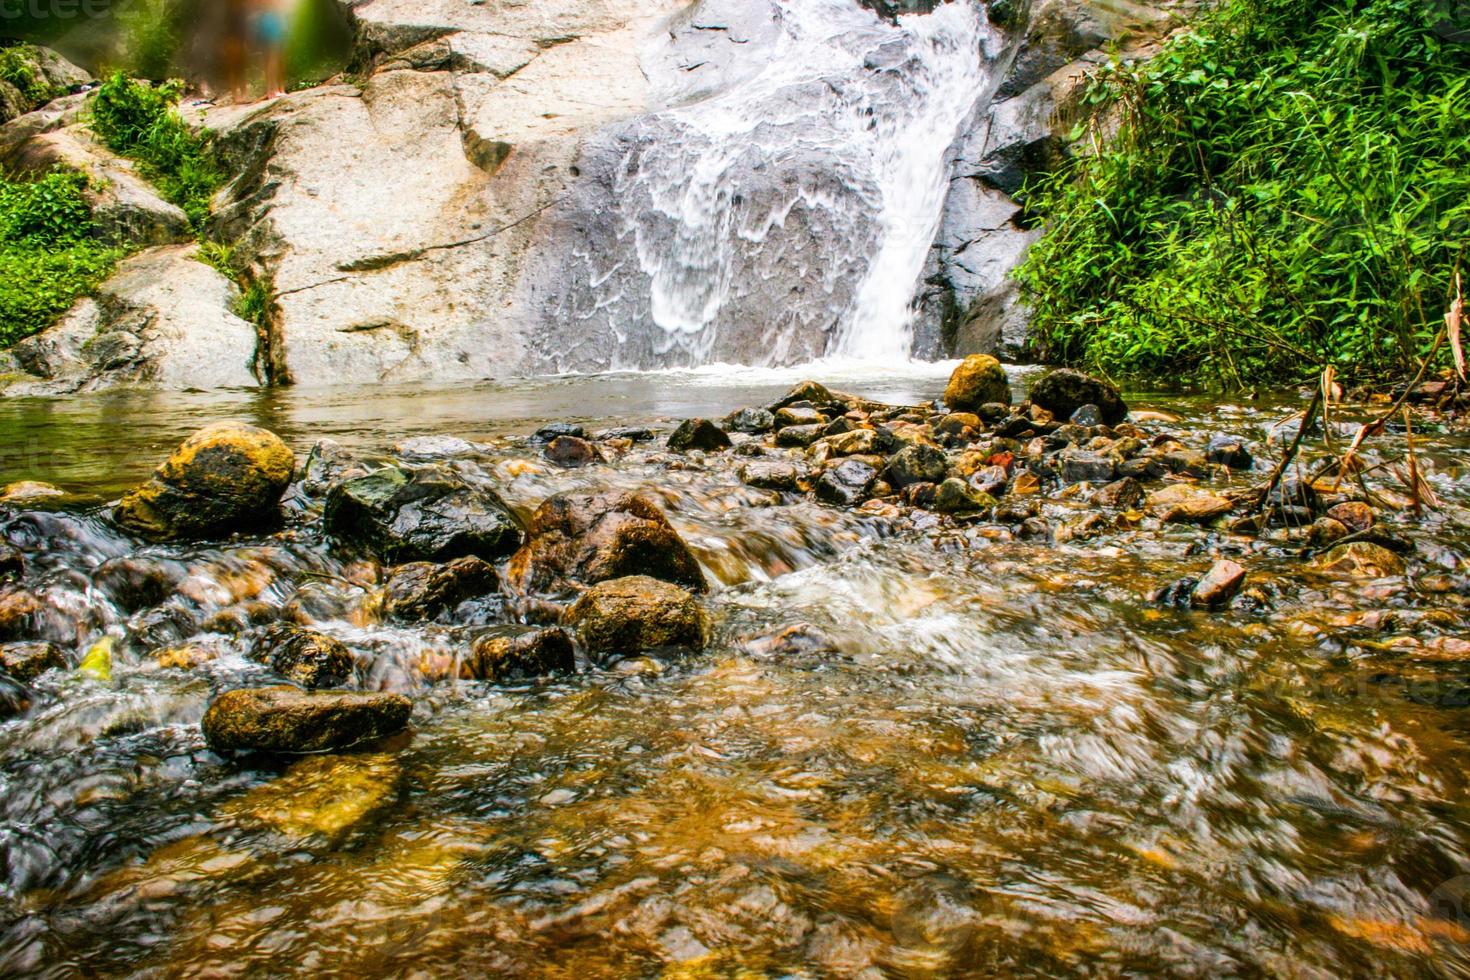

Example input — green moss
[1015,0,1470,389]
[0,171,127,348]
[89,73,224,230]
[0,44,58,106]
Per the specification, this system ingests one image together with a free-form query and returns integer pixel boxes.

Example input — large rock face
[0,246,261,395]
[199,0,682,386]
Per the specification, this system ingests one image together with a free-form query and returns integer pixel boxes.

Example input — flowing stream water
[2,365,1470,976]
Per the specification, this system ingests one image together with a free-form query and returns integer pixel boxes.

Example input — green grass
[89,72,224,229]
[0,171,126,348]
[1014,0,1470,390]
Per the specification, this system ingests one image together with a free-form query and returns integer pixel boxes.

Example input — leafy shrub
[90,72,223,229]
[1015,0,1470,389]
[0,45,55,106]
[0,172,125,348]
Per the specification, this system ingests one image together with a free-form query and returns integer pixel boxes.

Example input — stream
[2,363,1470,977]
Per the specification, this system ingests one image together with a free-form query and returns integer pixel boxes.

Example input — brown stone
[201,686,411,755]
[563,576,707,658]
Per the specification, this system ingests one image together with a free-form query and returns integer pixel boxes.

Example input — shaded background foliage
[1016,0,1470,389]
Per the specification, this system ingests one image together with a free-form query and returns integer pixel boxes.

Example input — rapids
[1,366,1470,976]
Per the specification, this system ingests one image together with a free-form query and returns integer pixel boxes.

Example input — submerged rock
[563,576,708,657]
[114,423,296,540]
[0,546,22,582]
[1326,501,1375,533]
[0,588,40,641]
[0,481,64,504]
[219,753,402,844]
[301,439,369,497]
[667,418,732,452]
[508,490,706,595]
[202,686,412,755]
[383,557,499,621]
[1029,370,1128,426]
[740,460,802,491]
[323,466,521,563]
[1314,542,1407,578]
[1205,435,1253,470]
[253,627,354,690]
[543,435,602,468]
[1145,485,1233,524]
[1190,560,1247,610]
[469,627,575,681]
[943,354,1010,410]
[0,641,67,683]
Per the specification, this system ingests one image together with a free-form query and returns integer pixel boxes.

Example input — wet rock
[0,588,41,641]
[667,419,732,452]
[469,627,575,681]
[820,429,880,456]
[901,482,939,508]
[394,436,484,460]
[128,604,198,652]
[0,546,22,582]
[775,423,826,448]
[383,557,499,621]
[1057,448,1116,485]
[1205,435,1253,470]
[530,422,587,444]
[323,466,521,564]
[1308,517,1350,547]
[721,407,775,434]
[1092,477,1144,509]
[280,583,363,625]
[769,381,842,411]
[740,461,801,491]
[934,413,981,438]
[0,481,64,505]
[563,576,707,657]
[1266,476,1319,522]
[152,645,216,670]
[995,496,1040,523]
[1159,449,1212,479]
[0,641,66,683]
[301,439,369,497]
[543,436,602,468]
[969,465,1009,498]
[1314,542,1407,578]
[932,478,995,514]
[774,406,826,429]
[202,686,412,755]
[740,624,839,658]
[114,423,296,540]
[598,426,656,443]
[820,416,856,438]
[994,414,1036,439]
[1069,404,1102,426]
[1145,485,1233,524]
[1327,501,1375,533]
[943,354,1010,411]
[1056,512,1110,543]
[1028,370,1128,426]
[508,490,706,595]
[93,556,185,613]
[814,459,879,506]
[219,753,402,844]
[0,671,31,721]
[884,444,948,489]
[1190,560,1246,610]
[253,627,354,690]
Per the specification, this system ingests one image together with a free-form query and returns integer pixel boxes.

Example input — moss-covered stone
[201,686,412,755]
[563,575,708,659]
[1028,369,1128,425]
[943,354,1011,411]
[114,422,296,540]
[252,626,354,689]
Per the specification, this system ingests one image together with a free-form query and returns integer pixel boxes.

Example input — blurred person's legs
[253,2,287,99]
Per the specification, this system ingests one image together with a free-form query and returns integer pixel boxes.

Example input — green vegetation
[1015,0,1470,389]
[89,72,223,228]
[0,171,126,348]
[0,44,57,106]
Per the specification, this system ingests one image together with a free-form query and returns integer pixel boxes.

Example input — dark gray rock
[323,466,521,564]
[667,419,732,453]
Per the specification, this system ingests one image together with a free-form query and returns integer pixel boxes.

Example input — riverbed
[2,364,1470,977]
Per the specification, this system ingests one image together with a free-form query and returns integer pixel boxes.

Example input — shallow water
[3,365,1470,977]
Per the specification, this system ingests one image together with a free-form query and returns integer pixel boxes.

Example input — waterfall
[529,0,1009,372]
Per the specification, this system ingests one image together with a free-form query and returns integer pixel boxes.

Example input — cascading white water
[535,0,1009,372]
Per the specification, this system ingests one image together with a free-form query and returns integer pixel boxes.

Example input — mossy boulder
[113,423,295,540]
[943,355,1011,411]
[507,490,706,595]
[323,465,521,564]
[469,627,576,681]
[1028,370,1128,425]
[563,576,708,658]
[201,686,412,755]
